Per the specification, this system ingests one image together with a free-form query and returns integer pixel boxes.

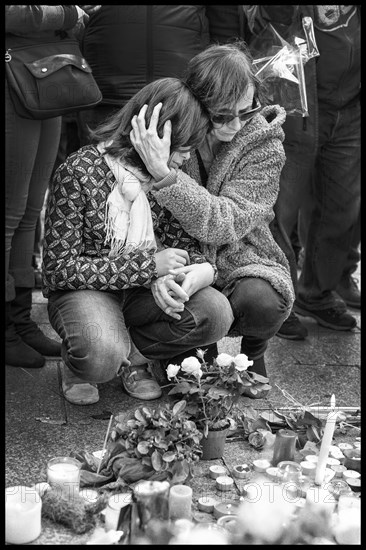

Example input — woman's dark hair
[183,40,261,115]
[90,77,210,174]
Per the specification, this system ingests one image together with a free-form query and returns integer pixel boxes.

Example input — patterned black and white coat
[42,145,209,298]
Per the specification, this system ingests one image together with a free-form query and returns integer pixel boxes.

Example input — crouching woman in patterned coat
[42,77,233,405]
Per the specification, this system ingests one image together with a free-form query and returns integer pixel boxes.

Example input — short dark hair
[90,77,210,173]
[184,40,260,114]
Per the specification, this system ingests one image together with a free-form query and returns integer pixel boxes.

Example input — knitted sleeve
[42,151,158,296]
[153,115,286,246]
[5,5,79,34]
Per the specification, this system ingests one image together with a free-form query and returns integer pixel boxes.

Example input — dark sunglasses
[210,97,261,126]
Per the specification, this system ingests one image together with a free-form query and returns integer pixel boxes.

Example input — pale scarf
[98,142,157,258]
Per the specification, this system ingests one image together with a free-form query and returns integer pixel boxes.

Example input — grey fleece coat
[153,104,295,317]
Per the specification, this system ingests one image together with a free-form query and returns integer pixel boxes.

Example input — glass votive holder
[47,456,81,498]
[277,461,302,483]
[5,486,42,544]
[104,492,133,531]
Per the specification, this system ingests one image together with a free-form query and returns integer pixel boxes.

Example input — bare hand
[155,248,190,277]
[172,263,215,297]
[151,275,189,320]
[130,103,172,181]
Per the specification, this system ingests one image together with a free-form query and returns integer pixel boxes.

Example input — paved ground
[5,266,361,544]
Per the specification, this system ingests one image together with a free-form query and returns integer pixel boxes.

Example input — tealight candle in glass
[5,486,42,544]
[47,456,81,498]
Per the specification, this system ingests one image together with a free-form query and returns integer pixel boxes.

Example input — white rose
[215,353,234,367]
[234,354,253,371]
[166,363,180,380]
[181,356,201,375]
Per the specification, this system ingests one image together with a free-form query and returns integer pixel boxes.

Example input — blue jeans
[297,102,360,308]
[5,82,62,301]
[226,277,289,360]
[47,286,233,383]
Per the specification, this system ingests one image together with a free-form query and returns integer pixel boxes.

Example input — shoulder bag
[5,34,103,120]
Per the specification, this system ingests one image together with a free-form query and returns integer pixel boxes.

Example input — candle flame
[330,394,336,409]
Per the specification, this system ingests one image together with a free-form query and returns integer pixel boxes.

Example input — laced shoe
[336,275,360,309]
[60,362,99,405]
[294,300,357,331]
[120,364,162,400]
[276,310,308,340]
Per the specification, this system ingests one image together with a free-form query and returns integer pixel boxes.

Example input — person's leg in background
[335,207,360,309]
[5,82,62,368]
[272,159,314,340]
[295,102,360,329]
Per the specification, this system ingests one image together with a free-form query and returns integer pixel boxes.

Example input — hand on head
[130,103,172,181]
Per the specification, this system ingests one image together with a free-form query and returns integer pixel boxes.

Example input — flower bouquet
[73,400,203,488]
[166,350,271,437]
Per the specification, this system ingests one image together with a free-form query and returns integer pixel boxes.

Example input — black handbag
[5,34,103,120]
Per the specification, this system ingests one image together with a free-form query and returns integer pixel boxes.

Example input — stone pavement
[5,272,361,544]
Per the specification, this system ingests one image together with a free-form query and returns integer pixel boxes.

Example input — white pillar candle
[315,395,338,486]
[47,456,81,498]
[333,508,361,545]
[5,486,42,544]
[168,485,193,521]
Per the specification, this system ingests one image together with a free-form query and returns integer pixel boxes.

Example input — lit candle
[314,395,338,486]
[47,456,81,498]
[271,429,297,466]
[209,465,227,479]
[5,486,42,544]
[216,475,234,491]
[343,448,361,472]
[168,485,193,521]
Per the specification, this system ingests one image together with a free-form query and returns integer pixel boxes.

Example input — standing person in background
[77,5,211,146]
[131,42,295,394]
[5,5,92,369]
[243,5,360,338]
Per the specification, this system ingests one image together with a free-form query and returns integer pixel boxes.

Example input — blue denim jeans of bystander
[297,101,360,309]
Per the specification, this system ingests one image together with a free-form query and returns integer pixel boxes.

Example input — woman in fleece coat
[130,41,295,396]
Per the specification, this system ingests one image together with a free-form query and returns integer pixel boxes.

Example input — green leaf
[162,451,177,463]
[168,382,192,395]
[172,400,187,416]
[171,460,190,484]
[151,450,163,471]
[134,409,147,424]
[137,441,150,455]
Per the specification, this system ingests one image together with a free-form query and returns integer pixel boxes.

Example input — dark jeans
[47,286,233,383]
[297,102,360,308]
[226,277,289,360]
[5,82,62,301]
